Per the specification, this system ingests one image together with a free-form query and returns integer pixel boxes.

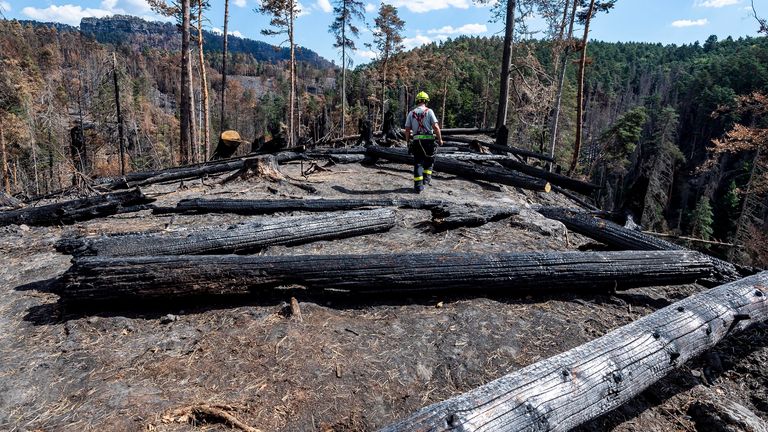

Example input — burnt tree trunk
[366,146,551,192]
[497,159,599,195]
[154,197,519,231]
[62,250,716,303]
[537,207,746,283]
[57,209,396,257]
[97,152,303,190]
[0,188,153,227]
[380,271,768,432]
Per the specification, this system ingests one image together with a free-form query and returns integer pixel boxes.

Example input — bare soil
[0,160,766,432]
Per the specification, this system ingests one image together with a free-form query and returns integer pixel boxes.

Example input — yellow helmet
[415,91,429,103]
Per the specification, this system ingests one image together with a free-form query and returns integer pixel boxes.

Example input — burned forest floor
[1,159,766,432]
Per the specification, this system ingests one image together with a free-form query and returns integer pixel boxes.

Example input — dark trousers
[411,138,436,191]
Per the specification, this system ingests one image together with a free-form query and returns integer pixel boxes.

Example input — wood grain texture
[61,250,716,303]
[56,208,397,257]
[380,271,768,432]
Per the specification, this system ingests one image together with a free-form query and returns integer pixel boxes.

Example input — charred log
[56,208,396,257]
[366,146,551,193]
[537,207,746,283]
[380,271,768,432]
[61,250,716,303]
[0,188,153,227]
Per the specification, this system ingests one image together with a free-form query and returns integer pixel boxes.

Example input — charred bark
[381,271,768,432]
[0,188,153,227]
[496,159,599,195]
[61,250,716,303]
[57,209,396,257]
[537,207,746,283]
[97,152,303,190]
[154,198,519,227]
[366,146,551,192]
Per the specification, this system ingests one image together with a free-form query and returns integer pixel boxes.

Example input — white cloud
[22,4,113,25]
[671,18,709,27]
[427,23,487,35]
[0,1,11,12]
[124,0,153,13]
[365,2,376,12]
[231,30,244,37]
[234,0,247,7]
[696,0,739,7]
[211,27,223,34]
[317,0,332,12]
[403,34,433,49]
[297,1,310,16]
[389,0,469,13]
[356,49,377,59]
[101,0,118,10]
[318,0,334,12]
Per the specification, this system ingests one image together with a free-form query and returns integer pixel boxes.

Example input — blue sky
[1,0,764,64]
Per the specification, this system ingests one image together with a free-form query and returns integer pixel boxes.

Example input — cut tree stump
[0,188,154,227]
[61,250,716,303]
[56,209,396,257]
[366,146,551,193]
[537,207,745,283]
[380,271,768,432]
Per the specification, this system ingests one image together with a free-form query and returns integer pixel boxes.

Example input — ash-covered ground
[0,160,766,431]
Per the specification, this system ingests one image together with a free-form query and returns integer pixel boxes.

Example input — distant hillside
[22,15,334,69]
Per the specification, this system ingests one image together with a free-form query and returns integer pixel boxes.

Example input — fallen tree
[496,159,599,195]
[61,250,715,303]
[153,198,519,231]
[154,197,447,215]
[366,146,552,193]
[379,271,768,432]
[536,207,745,283]
[442,136,555,163]
[56,208,397,257]
[0,188,154,227]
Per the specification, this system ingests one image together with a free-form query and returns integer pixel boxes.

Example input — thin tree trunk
[441,72,448,126]
[548,0,577,171]
[0,125,9,194]
[180,0,192,165]
[568,0,596,176]
[220,0,229,133]
[495,0,516,131]
[289,7,296,147]
[341,5,346,137]
[112,52,126,175]
[197,0,211,161]
[189,58,198,163]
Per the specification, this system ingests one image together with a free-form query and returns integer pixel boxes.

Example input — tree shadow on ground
[18,276,678,327]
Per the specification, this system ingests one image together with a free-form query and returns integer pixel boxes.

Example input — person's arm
[403,112,412,142]
[433,123,443,146]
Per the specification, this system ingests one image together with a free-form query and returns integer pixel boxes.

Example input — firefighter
[404,91,443,193]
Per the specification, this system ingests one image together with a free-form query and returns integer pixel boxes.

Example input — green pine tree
[690,196,714,241]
